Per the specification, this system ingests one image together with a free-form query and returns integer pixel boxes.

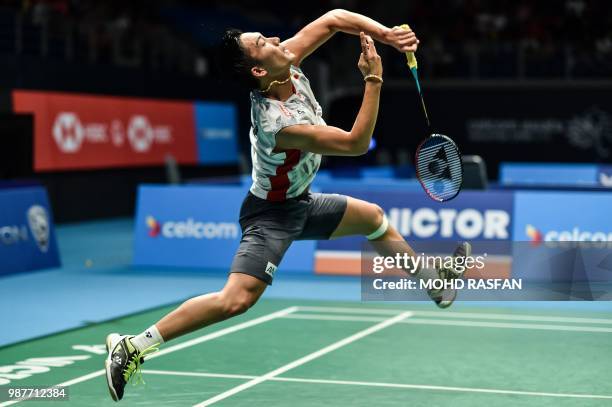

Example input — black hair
[218,28,260,90]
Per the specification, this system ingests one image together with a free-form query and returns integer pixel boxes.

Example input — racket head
[415,134,463,202]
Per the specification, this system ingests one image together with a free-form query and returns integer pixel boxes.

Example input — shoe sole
[105,333,120,402]
[435,289,457,309]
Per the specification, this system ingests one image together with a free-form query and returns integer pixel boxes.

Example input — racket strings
[416,137,463,201]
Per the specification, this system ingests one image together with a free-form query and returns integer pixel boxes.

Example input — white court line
[401,317,612,333]
[144,369,612,400]
[0,307,298,407]
[282,314,612,333]
[296,306,612,324]
[192,311,413,406]
[147,306,297,361]
[144,369,254,380]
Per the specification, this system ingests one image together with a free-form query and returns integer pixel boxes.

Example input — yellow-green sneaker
[104,333,158,401]
[429,242,472,308]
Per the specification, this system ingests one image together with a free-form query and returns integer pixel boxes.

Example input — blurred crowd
[0,0,610,80]
[0,0,204,75]
[313,0,612,80]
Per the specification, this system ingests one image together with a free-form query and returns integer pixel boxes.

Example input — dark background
[0,0,610,221]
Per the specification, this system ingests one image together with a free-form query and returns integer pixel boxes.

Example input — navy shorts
[230,191,348,284]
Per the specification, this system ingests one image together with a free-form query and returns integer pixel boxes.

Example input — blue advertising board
[0,186,61,276]
[598,165,612,187]
[132,183,612,282]
[499,163,600,186]
[193,102,238,165]
[133,185,315,273]
[513,191,612,244]
[512,191,612,287]
[317,189,514,254]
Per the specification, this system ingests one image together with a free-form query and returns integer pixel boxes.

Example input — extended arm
[276,33,382,156]
[282,9,418,66]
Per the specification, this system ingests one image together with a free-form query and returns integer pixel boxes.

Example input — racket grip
[399,24,418,69]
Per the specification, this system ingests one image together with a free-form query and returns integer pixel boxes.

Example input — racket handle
[399,24,418,69]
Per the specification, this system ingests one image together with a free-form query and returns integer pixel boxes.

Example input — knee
[220,291,257,318]
[369,204,385,231]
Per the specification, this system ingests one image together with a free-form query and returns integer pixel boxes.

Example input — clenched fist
[385,25,420,53]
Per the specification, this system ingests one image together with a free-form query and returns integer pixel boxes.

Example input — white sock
[131,325,165,352]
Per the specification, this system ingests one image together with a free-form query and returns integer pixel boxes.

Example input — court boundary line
[0,306,298,407]
[143,369,612,400]
[296,306,612,324]
[192,311,413,406]
[282,313,612,333]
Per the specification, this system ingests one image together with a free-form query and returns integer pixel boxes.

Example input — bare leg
[331,196,446,278]
[331,196,417,260]
[156,273,267,341]
[104,273,268,401]
[331,195,467,308]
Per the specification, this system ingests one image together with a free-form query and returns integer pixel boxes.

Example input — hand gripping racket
[400,24,463,202]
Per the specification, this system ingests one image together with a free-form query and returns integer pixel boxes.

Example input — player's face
[240,32,295,79]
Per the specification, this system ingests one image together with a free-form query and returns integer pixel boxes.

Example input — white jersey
[248,65,324,201]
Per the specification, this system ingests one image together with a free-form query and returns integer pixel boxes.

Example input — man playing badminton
[105,9,470,401]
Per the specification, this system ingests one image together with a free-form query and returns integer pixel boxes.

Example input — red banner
[13,90,198,171]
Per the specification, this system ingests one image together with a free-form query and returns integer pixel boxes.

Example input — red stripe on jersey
[278,103,293,118]
[267,149,301,201]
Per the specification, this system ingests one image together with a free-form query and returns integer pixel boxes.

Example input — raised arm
[276,33,382,156]
[282,9,419,66]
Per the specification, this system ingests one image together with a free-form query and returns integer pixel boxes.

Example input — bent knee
[368,204,385,232]
[220,291,258,318]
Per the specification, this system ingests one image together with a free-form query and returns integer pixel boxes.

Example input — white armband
[366,214,389,240]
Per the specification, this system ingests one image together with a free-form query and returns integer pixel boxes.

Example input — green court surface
[1,299,611,406]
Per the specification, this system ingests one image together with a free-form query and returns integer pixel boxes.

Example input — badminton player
[105,9,470,401]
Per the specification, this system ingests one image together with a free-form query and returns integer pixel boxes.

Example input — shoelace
[123,343,159,386]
